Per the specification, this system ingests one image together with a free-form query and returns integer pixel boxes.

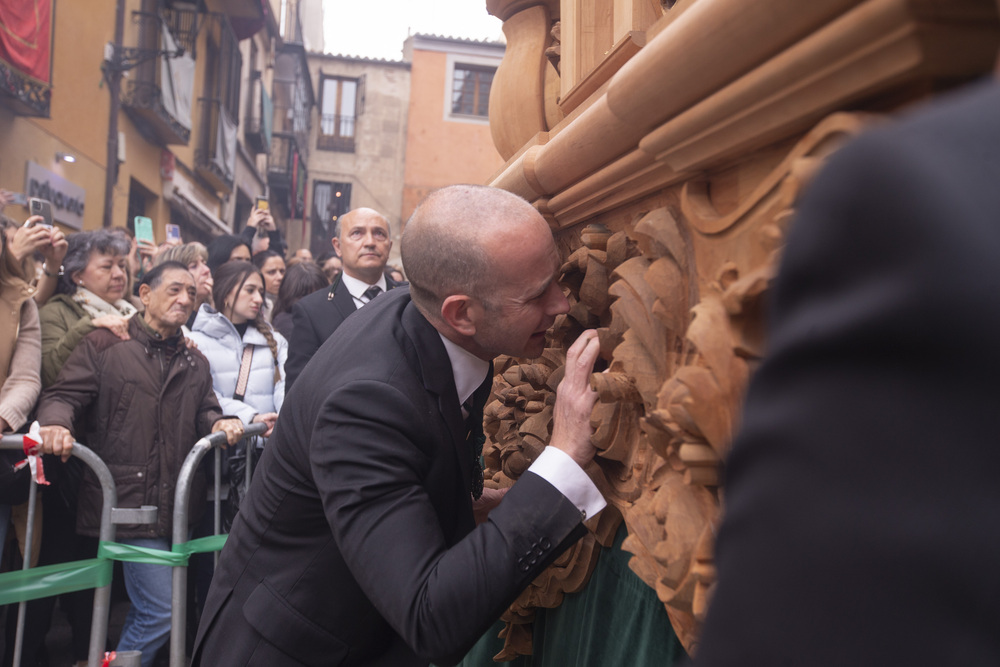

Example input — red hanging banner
[0,0,53,85]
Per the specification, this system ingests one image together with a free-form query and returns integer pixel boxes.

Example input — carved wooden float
[481,0,1000,658]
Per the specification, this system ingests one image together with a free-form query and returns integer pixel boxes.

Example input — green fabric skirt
[448,523,689,666]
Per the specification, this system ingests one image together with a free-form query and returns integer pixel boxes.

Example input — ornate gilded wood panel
[483,0,999,659]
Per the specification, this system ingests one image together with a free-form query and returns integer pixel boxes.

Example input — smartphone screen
[165,223,181,243]
[28,198,53,227]
[134,216,155,245]
[255,197,269,211]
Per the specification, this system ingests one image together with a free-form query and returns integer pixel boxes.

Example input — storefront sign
[25,161,85,230]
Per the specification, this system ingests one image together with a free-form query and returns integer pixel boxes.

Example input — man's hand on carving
[549,329,601,469]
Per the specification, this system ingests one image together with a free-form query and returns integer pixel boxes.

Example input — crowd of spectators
[0,197,403,666]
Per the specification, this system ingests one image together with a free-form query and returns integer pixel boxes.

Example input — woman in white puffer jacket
[189,260,287,440]
[188,260,287,594]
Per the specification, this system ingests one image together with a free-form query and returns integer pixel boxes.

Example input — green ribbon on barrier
[173,533,228,556]
[98,541,188,566]
[0,536,230,605]
[0,558,113,606]
[97,534,230,566]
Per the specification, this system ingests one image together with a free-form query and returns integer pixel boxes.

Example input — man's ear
[440,294,477,337]
[138,283,152,308]
[331,237,342,258]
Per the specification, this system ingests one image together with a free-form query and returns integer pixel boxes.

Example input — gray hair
[155,242,208,268]
[59,229,132,295]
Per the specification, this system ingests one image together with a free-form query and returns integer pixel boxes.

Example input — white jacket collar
[191,304,271,346]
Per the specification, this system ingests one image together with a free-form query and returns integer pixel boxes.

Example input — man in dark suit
[194,185,606,666]
[696,73,1000,665]
[285,207,404,388]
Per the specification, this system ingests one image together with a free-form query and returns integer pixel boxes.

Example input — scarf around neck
[72,286,138,321]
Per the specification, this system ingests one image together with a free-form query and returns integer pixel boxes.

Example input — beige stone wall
[306,54,411,263]
[401,39,505,227]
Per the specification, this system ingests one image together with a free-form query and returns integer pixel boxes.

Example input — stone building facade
[305,52,411,262]
[401,34,506,225]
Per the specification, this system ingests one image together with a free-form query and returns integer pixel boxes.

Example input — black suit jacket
[284,275,403,389]
[696,80,1000,665]
[194,286,587,667]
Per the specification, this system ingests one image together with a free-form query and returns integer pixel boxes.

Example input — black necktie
[362,285,382,302]
[464,368,493,500]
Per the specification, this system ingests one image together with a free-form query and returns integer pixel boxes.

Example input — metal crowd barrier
[2,423,266,667]
[0,435,118,667]
[170,422,267,667]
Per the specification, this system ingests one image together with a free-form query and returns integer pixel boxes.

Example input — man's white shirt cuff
[527,447,606,520]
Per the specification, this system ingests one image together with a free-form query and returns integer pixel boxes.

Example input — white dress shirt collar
[437,333,490,408]
[341,271,388,307]
[437,332,606,519]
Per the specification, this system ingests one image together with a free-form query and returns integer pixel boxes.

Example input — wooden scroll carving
[485,0,563,160]
[483,0,998,660]
[482,113,871,658]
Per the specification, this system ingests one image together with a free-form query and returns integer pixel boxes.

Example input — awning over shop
[167,186,228,237]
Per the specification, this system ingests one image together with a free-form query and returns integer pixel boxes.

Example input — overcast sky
[322,0,505,61]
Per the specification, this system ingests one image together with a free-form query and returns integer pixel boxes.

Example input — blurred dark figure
[696,76,1000,666]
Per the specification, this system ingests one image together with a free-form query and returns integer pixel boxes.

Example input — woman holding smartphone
[4,207,67,306]
[0,214,42,566]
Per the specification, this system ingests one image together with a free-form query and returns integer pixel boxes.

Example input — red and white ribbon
[13,421,49,486]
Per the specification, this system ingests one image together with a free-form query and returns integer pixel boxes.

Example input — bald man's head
[401,185,548,318]
[332,207,392,284]
[403,185,569,360]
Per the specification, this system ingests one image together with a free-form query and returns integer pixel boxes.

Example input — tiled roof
[410,32,505,47]
[307,50,410,66]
